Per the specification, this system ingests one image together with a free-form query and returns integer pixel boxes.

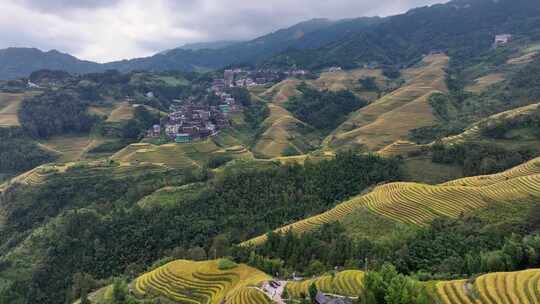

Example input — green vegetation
[431,142,537,176]
[0,127,57,174]
[235,200,540,280]
[285,83,366,132]
[19,90,99,138]
[0,152,400,303]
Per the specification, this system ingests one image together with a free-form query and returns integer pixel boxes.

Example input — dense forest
[0,153,401,303]
[19,90,99,138]
[0,127,57,173]
[285,83,366,131]
[431,142,537,176]
[265,0,540,70]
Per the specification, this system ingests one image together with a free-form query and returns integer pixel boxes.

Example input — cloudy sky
[1,0,446,63]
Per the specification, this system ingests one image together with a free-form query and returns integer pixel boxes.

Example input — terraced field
[260,79,302,104]
[436,269,540,304]
[286,270,364,298]
[465,73,505,93]
[242,157,540,246]
[325,54,448,151]
[252,104,318,158]
[378,140,425,158]
[307,68,386,101]
[106,102,134,122]
[134,260,271,304]
[226,287,273,304]
[112,140,252,169]
[39,135,93,162]
[440,102,540,146]
[0,93,25,126]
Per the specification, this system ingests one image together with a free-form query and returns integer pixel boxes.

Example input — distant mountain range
[177,40,242,51]
[1,0,539,80]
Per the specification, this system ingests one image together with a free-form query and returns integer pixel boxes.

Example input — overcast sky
[1,0,446,63]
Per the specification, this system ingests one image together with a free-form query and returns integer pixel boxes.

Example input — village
[146,67,311,143]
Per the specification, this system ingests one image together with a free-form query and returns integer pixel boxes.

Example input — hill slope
[326,54,448,151]
[435,268,540,304]
[133,259,271,304]
[252,104,318,158]
[242,156,540,246]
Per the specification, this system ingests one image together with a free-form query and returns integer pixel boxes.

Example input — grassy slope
[242,156,540,246]
[325,54,448,152]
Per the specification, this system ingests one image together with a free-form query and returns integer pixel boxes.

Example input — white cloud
[0,0,446,62]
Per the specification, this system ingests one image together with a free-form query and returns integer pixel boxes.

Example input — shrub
[218,258,238,270]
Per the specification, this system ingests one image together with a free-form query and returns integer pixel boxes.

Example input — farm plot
[241,157,540,246]
[106,102,134,122]
[0,93,24,127]
[436,269,540,304]
[134,259,271,304]
[286,270,364,299]
[326,54,448,151]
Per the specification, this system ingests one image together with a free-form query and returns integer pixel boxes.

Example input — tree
[187,247,207,261]
[308,283,318,303]
[385,275,415,304]
[71,273,93,304]
[112,278,128,304]
[209,234,230,259]
[358,77,379,91]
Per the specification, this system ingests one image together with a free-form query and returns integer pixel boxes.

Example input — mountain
[0,48,101,80]
[0,17,380,79]
[265,0,540,69]
[2,0,540,80]
[103,17,380,72]
[177,40,242,51]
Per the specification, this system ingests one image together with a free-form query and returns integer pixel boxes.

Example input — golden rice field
[253,104,316,158]
[436,268,540,304]
[242,157,540,246]
[325,54,448,151]
[133,260,271,304]
[225,287,273,304]
[465,73,505,93]
[286,270,364,298]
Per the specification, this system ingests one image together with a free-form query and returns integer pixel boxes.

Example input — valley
[1,0,540,303]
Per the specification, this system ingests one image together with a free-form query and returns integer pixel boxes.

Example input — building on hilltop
[224,69,234,87]
[494,34,512,47]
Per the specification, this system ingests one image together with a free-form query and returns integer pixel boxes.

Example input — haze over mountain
[1,0,539,80]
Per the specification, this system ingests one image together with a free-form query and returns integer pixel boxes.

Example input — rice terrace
[2,0,540,303]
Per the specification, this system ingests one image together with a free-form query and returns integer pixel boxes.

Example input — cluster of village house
[146,93,238,143]
[210,68,291,91]
[148,33,515,143]
[146,70,252,143]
